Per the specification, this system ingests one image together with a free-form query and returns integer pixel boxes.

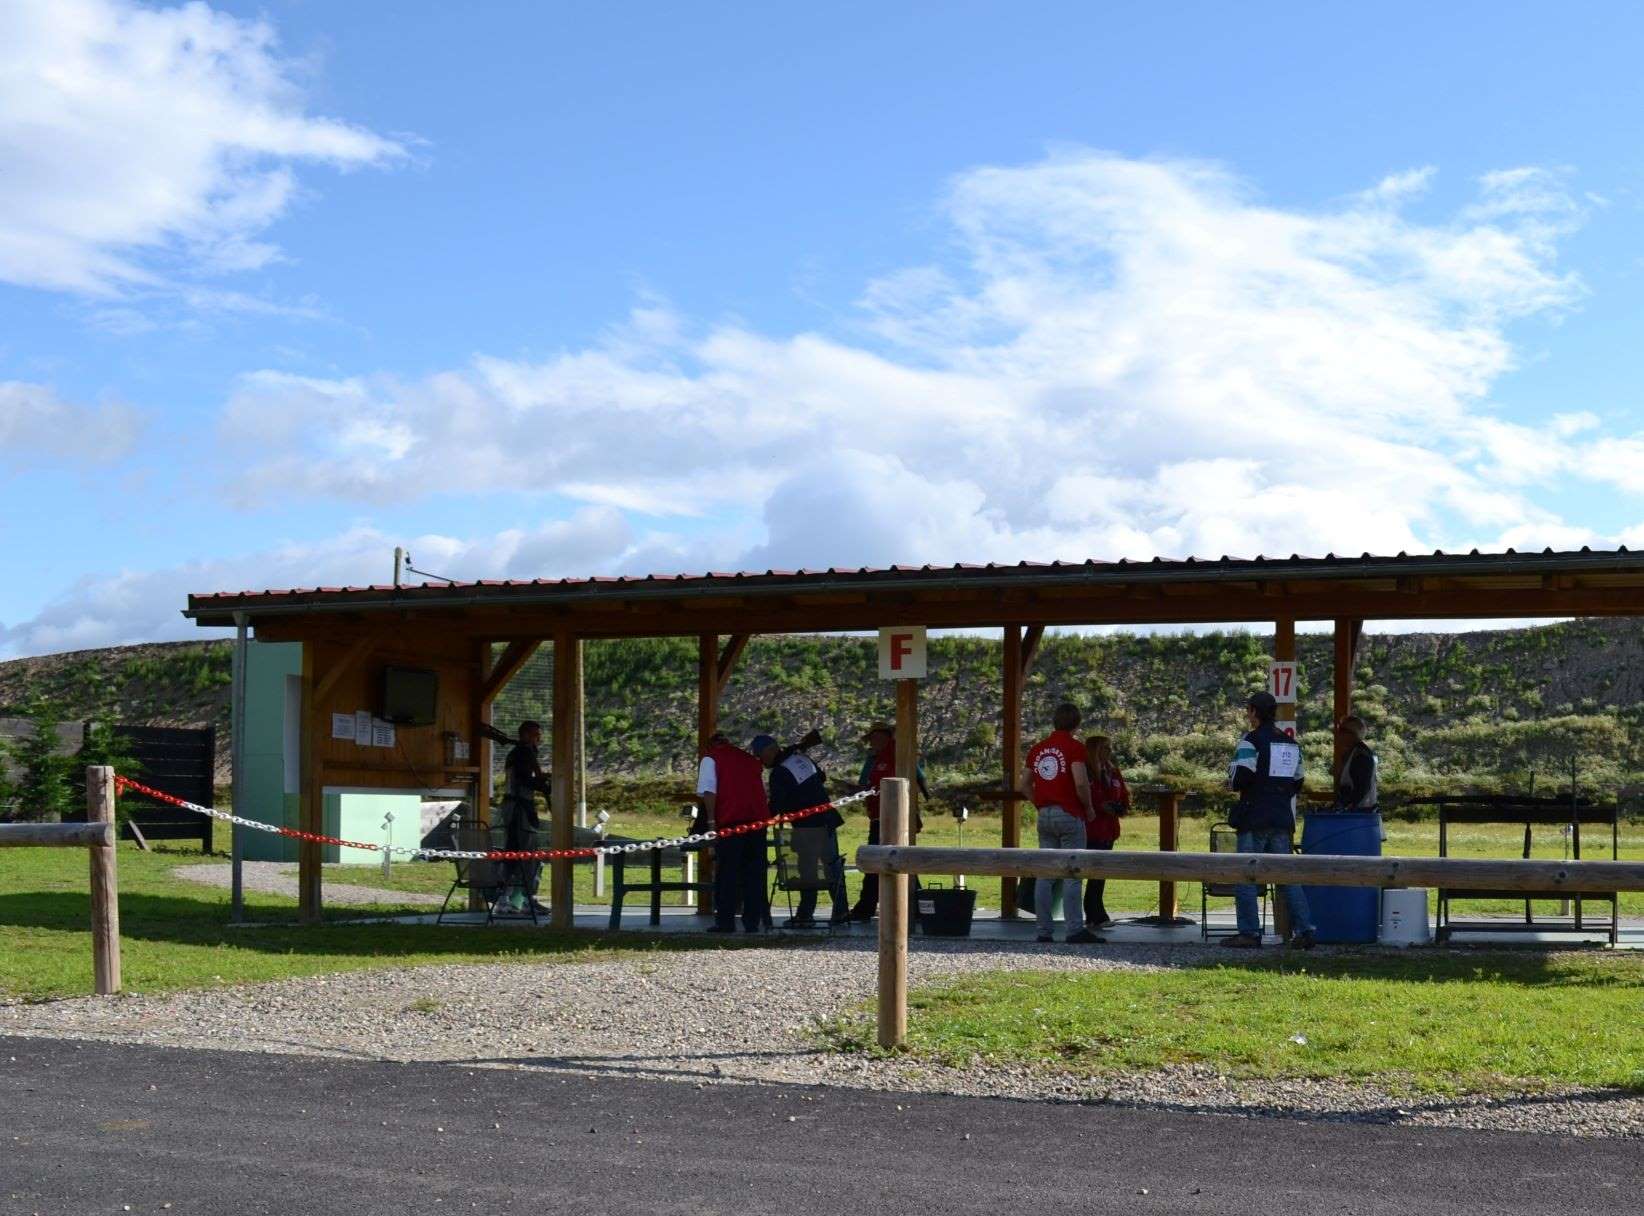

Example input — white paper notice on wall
[1269,660,1298,704]
[355,710,374,746]
[330,712,356,742]
[372,718,396,748]
[453,739,470,761]
[1269,741,1301,779]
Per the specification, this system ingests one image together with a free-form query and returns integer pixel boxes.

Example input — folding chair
[437,820,508,925]
[770,822,846,930]
[1202,821,1267,941]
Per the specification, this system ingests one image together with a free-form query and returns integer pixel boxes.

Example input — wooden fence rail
[857,817,1644,1050]
[0,766,120,994]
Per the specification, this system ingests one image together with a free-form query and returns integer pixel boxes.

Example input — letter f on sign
[890,633,912,671]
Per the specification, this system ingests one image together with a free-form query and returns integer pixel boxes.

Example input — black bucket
[916,885,977,937]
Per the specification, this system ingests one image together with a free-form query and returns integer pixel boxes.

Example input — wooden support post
[469,642,494,912]
[549,633,579,929]
[1001,625,1023,918]
[876,776,911,1050]
[1332,618,1363,773]
[896,677,919,841]
[573,641,587,829]
[87,765,121,996]
[695,634,718,916]
[1156,788,1181,921]
[298,641,323,924]
[1273,618,1298,940]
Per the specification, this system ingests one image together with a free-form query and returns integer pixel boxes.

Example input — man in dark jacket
[756,730,847,928]
[497,720,551,916]
[1222,691,1315,949]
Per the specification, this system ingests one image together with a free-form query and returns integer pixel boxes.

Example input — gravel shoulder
[2,936,1638,1139]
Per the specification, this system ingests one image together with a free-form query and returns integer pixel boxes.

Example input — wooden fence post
[87,765,121,996]
[877,776,910,1050]
[1156,788,1180,921]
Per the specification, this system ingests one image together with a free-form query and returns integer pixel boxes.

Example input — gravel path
[172,861,445,907]
[3,938,1638,1139]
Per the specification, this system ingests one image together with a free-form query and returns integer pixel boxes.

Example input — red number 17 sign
[1269,660,1298,704]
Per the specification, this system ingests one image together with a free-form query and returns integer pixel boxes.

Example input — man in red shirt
[696,732,771,933]
[1023,703,1101,944]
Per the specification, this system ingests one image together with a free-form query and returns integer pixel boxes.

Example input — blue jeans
[1235,829,1313,937]
[1034,805,1086,937]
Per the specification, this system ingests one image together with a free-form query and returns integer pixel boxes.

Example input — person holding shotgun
[496,719,551,917]
[696,731,771,933]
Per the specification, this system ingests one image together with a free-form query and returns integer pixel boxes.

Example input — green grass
[822,952,1644,1095]
[0,836,760,1002]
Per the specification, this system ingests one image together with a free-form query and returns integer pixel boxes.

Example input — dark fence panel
[113,724,215,850]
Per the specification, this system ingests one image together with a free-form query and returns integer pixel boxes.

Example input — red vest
[707,742,769,828]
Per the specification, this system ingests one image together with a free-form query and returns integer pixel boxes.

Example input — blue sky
[2,0,1643,656]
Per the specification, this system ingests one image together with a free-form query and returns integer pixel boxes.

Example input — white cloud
[0,0,402,298]
[14,149,1644,656]
[0,380,143,464]
[212,151,1625,571]
[0,508,684,657]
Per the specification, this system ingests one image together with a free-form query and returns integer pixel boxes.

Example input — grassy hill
[3,620,1642,802]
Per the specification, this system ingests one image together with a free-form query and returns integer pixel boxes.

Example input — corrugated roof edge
[182,545,1642,622]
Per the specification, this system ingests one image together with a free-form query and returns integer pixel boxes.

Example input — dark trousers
[851,820,882,916]
[792,824,848,922]
[714,830,768,930]
[1083,837,1115,924]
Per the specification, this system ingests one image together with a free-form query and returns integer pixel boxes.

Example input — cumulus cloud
[0,380,143,464]
[0,508,689,657]
[0,0,402,297]
[214,151,1637,571]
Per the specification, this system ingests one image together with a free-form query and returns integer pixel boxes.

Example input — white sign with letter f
[878,626,928,679]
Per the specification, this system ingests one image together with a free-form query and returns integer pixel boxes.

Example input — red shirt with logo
[1027,730,1088,811]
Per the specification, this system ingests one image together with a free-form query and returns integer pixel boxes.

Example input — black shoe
[1220,933,1262,949]
[849,909,876,923]
[1065,929,1106,944]
[784,916,818,929]
[1286,930,1317,950]
[1036,933,1054,943]
[705,924,736,934]
[1089,914,1115,929]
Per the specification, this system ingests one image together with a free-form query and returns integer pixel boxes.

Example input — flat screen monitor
[381,666,438,726]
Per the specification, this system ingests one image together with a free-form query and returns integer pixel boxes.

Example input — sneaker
[1089,914,1116,929]
[1286,930,1317,950]
[528,900,551,916]
[490,898,512,918]
[1220,933,1262,949]
[1065,929,1106,944]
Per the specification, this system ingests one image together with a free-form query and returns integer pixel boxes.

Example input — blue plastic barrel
[1299,811,1383,943]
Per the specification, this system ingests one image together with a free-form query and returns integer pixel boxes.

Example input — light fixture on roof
[396,549,457,586]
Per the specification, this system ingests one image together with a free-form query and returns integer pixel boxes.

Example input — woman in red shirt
[1082,734,1130,928]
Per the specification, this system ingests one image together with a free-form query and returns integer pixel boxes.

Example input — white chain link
[117,780,872,862]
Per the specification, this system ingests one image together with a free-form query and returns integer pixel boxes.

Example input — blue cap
[749,734,778,755]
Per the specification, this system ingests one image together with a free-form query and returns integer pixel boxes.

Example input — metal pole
[230,612,249,923]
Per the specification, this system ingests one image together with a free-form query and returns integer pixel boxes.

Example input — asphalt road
[3,1036,1638,1216]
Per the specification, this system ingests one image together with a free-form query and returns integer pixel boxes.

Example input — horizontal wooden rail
[0,821,116,849]
[2,767,121,995]
[856,845,1644,894]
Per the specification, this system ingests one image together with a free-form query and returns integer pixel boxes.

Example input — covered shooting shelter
[185,545,1644,925]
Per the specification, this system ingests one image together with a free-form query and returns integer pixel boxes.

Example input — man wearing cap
[756,730,847,928]
[847,722,929,922]
[1224,691,1315,949]
[695,731,771,933]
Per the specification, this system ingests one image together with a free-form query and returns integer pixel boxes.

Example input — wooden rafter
[1020,624,1045,676]
[481,639,540,704]
[716,633,751,689]
[313,632,381,707]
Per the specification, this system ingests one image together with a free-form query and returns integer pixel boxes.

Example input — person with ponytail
[1081,734,1129,929]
